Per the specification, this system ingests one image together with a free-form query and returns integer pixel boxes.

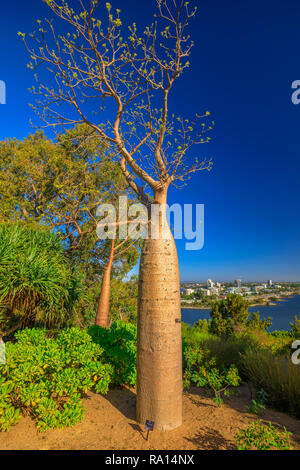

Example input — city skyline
[181,279,299,284]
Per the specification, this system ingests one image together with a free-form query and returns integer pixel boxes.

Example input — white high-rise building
[207,279,214,288]
[268,280,272,287]
[181,288,195,296]
[235,279,242,288]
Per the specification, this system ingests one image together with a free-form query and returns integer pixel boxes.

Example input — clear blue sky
[0,0,300,282]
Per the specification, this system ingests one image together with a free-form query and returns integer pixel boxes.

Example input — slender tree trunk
[95,239,115,328]
[137,188,182,431]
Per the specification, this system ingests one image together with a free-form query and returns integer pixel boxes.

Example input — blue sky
[0,0,300,281]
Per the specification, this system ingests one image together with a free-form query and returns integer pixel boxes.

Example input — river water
[181,295,300,332]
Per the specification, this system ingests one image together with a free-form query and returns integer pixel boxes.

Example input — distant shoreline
[181,305,210,310]
[181,293,300,310]
[181,294,300,332]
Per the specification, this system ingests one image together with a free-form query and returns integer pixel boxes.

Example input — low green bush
[290,315,300,339]
[234,420,292,450]
[182,323,218,370]
[239,327,292,355]
[241,349,300,418]
[247,388,268,415]
[193,318,211,333]
[0,328,112,431]
[183,344,241,404]
[182,321,213,341]
[89,321,137,387]
[271,330,292,339]
[198,333,255,373]
[182,323,255,374]
[247,399,266,415]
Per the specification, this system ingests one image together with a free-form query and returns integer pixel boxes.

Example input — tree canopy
[21,0,213,203]
[0,125,140,281]
[210,295,250,336]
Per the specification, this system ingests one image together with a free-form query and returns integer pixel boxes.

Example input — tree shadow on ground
[187,384,300,448]
[104,388,149,440]
[129,423,147,440]
[187,384,252,414]
[104,386,137,421]
[188,397,217,408]
[185,428,236,450]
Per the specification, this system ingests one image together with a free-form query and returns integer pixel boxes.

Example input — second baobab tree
[22,0,213,430]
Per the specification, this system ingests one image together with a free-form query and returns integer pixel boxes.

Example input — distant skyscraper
[235,279,242,288]
[207,279,214,288]
[268,280,272,287]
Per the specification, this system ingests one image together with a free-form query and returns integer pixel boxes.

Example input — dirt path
[0,385,299,450]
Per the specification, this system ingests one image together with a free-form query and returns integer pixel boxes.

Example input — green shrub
[193,318,211,333]
[247,312,272,331]
[0,327,112,431]
[0,381,21,431]
[89,321,137,386]
[290,315,300,339]
[187,330,255,372]
[182,323,217,370]
[234,420,292,450]
[210,294,249,337]
[271,330,292,339]
[247,388,268,415]
[247,399,266,415]
[267,331,294,356]
[197,333,255,373]
[240,327,292,355]
[241,349,300,418]
[182,322,214,345]
[183,344,241,404]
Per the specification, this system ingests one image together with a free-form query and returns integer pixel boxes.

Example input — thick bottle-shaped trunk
[95,239,115,328]
[137,189,182,431]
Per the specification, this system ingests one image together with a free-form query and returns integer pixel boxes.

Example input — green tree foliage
[0,126,139,281]
[0,126,141,327]
[75,277,138,326]
[290,315,300,339]
[109,278,138,323]
[210,294,250,336]
[193,318,211,333]
[247,312,272,331]
[0,223,84,335]
[0,328,112,431]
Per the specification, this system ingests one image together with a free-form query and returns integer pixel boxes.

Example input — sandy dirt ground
[0,385,299,450]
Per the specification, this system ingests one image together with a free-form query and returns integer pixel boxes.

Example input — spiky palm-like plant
[0,223,84,336]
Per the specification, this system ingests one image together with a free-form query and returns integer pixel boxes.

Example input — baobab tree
[21,0,213,430]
